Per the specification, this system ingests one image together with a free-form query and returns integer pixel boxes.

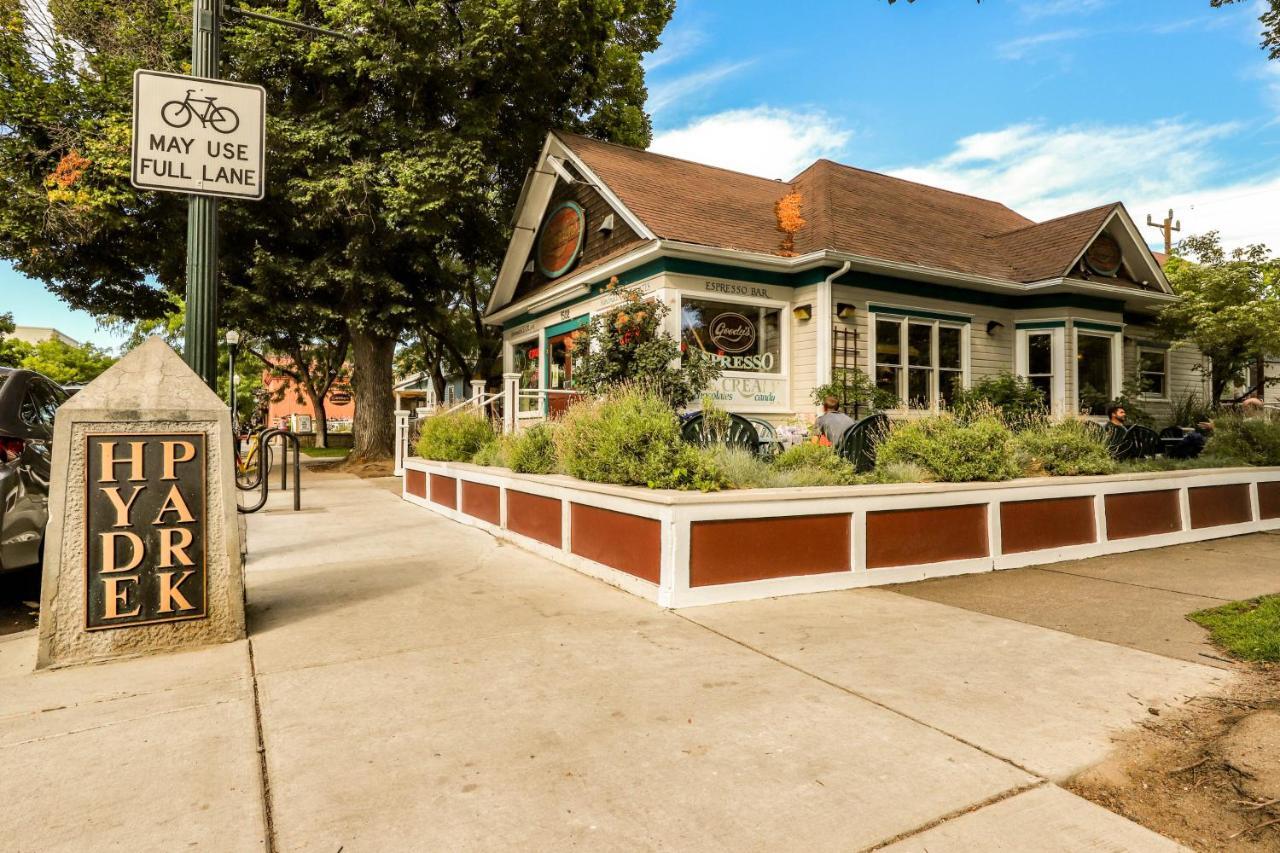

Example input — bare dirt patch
[1067,663,1280,851]
[337,457,394,478]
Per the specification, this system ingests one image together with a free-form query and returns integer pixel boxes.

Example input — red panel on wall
[506,490,562,548]
[690,514,850,587]
[866,504,988,569]
[999,496,1096,554]
[1189,483,1253,529]
[570,504,661,584]
[461,481,501,525]
[1104,490,1180,540]
[1259,481,1280,520]
[429,474,457,510]
[405,468,426,498]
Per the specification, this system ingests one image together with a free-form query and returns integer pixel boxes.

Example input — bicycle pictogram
[161,90,240,134]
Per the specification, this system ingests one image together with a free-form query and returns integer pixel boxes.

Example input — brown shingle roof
[555,131,1132,285]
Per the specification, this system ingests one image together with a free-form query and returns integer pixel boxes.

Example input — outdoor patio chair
[680,412,760,451]
[834,412,890,472]
[1116,424,1163,460]
[742,416,782,458]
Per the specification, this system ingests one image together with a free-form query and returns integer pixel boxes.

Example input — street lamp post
[225,330,241,433]
[186,0,221,388]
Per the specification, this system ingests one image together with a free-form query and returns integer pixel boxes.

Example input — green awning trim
[1074,320,1124,333]
[545,314,590,338]
[868,304,972,323]
[1015,320,1067,330]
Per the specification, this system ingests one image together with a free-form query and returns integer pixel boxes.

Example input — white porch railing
[397,376,585,472]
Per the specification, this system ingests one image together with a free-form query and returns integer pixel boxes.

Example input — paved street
[2,468,1262,851]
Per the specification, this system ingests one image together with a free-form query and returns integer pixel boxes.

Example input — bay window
[872,311,968,411]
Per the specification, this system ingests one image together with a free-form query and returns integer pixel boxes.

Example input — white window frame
[1014,326,1066,417]
[1135,344,1170,401]
[507,329,544,418]
[867,309,971,413]
[676,290,791,412]
[1071,325,1124,416]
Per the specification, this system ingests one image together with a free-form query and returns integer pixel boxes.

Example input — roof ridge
[791,158,1033,220]
[990,202,1119,239]
[555,130,797,190]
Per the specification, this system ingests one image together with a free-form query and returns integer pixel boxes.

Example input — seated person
[1106,403,1127,428]
[1242,393,1265,418]
[1167,420,1214,459]
[813,395,855,446]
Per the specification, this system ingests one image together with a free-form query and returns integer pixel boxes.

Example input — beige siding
[1124,325,1212,422]
[790,283,820,412]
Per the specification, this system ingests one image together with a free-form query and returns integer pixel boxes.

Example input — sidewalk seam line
[248,638,277,853]
[859,780,1048,851]
[672,611,1045,780]
[1033,566,1235,601]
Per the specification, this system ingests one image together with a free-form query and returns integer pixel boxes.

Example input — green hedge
[877,415,1020,482]
[416,411,494,462]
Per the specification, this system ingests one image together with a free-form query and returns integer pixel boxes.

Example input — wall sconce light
[985,320,1005,336]
[793,304,813,321]
[835,303,856,320]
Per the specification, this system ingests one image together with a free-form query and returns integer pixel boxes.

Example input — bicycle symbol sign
[131,69,266,200]
[161,90,241,134]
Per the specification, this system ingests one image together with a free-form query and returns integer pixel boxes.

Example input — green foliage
[812,367,896,413]
[877,415,1020,482]
[660,444,727,492]
[699,445,776,489]
[867,461,931,484]
[0,312,24,367]
[772,442,861,485]
[1189,595,1280,663]
[1011,419,1117,477]
[700,394,732,441]
[950,373,1045,428]
[1165,389,1214,429]
[16,337,115,385]
[505,423,559,475]
[1205,414,1280,466]
[469,439,503,467]
[1160,233,1280,403]
[569,281,721,407]
[554,386,721,490]
[416,411,494,461]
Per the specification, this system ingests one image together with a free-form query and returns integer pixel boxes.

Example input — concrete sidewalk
[1,468,1238,851]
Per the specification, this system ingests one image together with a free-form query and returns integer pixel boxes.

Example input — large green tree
[0,0,672,461]
[1160,233,1280,403]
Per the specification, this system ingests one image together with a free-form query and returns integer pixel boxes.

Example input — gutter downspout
[815,260,852,394]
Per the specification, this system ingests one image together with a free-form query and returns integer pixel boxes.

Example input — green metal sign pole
[185,0,220,387]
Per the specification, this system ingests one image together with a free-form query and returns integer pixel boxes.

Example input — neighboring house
[393,371,469,412]
[484,131,1210,423]
[263,364,355,432]
[12,326,80,347]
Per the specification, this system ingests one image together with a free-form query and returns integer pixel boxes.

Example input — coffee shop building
[484,130,1210,425]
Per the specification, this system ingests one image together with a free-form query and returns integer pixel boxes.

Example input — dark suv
[0,368,67,572]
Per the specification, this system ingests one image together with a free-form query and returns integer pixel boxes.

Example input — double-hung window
[873,311,967,410]
[1073,324,1123,416]
[1137,346,1168,399]
[1015,324,1065,416]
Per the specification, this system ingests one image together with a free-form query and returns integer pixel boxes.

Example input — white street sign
[131,69,266,200]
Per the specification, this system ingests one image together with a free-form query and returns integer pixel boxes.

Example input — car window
[35,382,62,425]
[19,390,40,426]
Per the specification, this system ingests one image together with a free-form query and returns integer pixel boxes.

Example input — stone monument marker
[37,337,245,668]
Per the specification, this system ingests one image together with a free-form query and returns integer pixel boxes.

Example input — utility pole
[185,0,221,387]
[1145,208,1181,255]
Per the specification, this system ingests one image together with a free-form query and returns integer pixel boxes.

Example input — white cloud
[996,29,1086,60]
[649,107,853,180]
[889,121,1280,252]
[646,60,753,115]
[1018,0,1106,19]
[643,25,705,72]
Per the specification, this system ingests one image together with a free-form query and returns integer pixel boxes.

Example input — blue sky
[5,0,1278,352]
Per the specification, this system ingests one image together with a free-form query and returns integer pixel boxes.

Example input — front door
[546,332,575,417]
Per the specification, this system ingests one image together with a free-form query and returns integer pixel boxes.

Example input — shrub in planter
[1206,415,1280,466]
[505,423,559,474]
[416,411,495,462]
[1011,419,1116,477]
[554,386,724,490]
[950,373,1045,428]
[772,442,861,485]
[701,445,776,489]
[470,440,504,467]
[877,415,1020,482]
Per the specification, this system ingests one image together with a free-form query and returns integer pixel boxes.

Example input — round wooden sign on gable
[536,201,586,279]
[1084,233,1123,277]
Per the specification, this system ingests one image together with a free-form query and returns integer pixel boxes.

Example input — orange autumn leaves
[774,190,805,257]
[45,150,91,204]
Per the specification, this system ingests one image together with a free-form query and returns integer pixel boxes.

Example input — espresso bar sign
[85,433,207,630]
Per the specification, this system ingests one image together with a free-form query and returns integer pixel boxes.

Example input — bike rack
[237,428,301,514]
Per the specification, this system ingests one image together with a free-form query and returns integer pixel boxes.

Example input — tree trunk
[349,326,397,462]
[1256,353,1268,399]
[304,384,329,449]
